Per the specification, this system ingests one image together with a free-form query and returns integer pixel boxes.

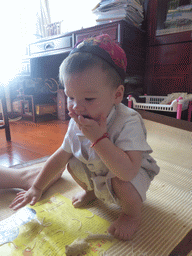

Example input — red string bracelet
[90,133,109,148]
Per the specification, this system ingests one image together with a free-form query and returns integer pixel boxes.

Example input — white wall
[48,0,98,32]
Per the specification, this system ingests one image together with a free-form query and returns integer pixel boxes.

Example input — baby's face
[64,66,117,123]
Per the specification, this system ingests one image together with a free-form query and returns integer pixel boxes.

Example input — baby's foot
[72,190,96,208]
[108,212,141,240]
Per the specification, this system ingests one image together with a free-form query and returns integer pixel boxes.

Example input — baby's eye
[68,97,74,100]
[85,98,95,101]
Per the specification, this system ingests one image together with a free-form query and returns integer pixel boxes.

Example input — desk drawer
[76,24,118,44]
[29,36,72,55]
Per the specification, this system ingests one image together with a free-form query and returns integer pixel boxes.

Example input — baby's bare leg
[108,177,142,241]
[0,165,64,191]
[67,164,96,207]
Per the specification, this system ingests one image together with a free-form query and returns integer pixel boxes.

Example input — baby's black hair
[59,52,124,89]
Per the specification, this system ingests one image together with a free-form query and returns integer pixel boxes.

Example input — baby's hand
[9,185,42,211]
[69,112,107,143]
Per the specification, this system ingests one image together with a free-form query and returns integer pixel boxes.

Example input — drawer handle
[44,42,54,50]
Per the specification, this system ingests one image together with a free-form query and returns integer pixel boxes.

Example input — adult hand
[9,185,43,211]
[69,112,107,143]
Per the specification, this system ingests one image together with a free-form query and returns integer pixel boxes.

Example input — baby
[10,34,160,241]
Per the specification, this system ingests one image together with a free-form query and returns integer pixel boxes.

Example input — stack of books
[92,0,144,28]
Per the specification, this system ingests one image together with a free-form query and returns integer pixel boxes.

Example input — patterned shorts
[67,156,151,205]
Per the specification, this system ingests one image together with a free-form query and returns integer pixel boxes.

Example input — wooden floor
[1,112,191,168]
[0,119,69,167]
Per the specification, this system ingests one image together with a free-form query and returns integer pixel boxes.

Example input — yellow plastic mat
[0,194,117,255]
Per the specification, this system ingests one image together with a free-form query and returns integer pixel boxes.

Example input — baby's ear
[114,85,124,104]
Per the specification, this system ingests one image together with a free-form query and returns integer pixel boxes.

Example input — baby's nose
[73,101,85,112]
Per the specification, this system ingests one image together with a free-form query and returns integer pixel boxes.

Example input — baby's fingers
[16,190,26,196]
[9,194,24,207]
[69,112,78,123]
[9,195,31,211]
[30,196,38,206]
[98,113,107,127]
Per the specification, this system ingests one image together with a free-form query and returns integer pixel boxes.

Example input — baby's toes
[108,223,116,236]
[72,199,81,208]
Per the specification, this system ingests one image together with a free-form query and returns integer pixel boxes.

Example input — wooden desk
[29,20,146,83]
[17,94,57,123]
[17,94,36,122]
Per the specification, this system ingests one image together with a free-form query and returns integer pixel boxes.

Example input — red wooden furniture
[29,20,146,87]
[144,0,192,95]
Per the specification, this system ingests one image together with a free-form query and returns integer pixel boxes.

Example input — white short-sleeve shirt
[62,103,160,180]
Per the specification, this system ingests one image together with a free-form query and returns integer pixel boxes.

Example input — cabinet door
[145,42,191,95]
[153,43,190,70]
[155,0,192,38]
[147,0,192,45]
[152,75,189,95]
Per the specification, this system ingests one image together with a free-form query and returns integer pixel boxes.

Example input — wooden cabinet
[29,20,146,80]
[144,0,192,95]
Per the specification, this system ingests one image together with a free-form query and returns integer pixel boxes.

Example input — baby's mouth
[82,115,92,119]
